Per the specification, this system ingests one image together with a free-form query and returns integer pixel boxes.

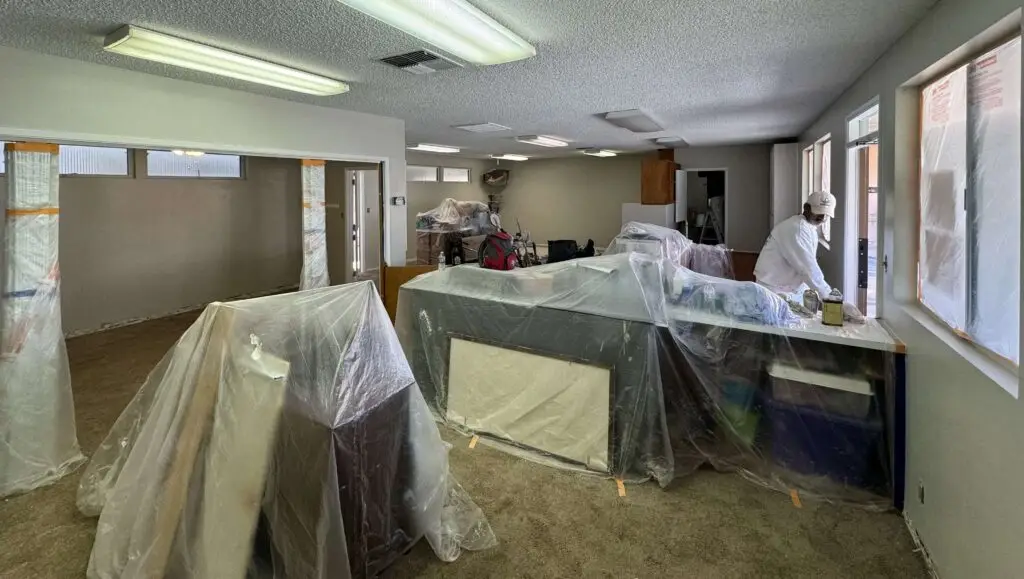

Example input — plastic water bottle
[438,252,446,271]
[453,256,461,266]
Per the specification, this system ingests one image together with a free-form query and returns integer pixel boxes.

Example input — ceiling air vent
[380,50,462,74]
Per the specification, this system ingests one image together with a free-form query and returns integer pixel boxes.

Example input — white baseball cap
[807,191,836,218]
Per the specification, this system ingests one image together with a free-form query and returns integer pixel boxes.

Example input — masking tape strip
[301,159,326,167]
[468,435,479,449]
[6,208,59,216]
[302,201,327,208]
[616,479,626,497]
[5,142,59,154]
[789,489,802,508]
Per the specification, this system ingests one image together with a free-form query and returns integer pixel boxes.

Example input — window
[442,167,471,183]
[407,165,439,182]
[146,150,243,178]
[59,145,130,176]
[814,136,833,243]
[846,104,880,318]
[801,146,814,203]
[919,37,1020,366]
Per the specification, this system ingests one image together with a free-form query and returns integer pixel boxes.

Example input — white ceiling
[0,0,937,158]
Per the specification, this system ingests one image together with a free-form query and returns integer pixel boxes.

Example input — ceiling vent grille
[380,50,461,74]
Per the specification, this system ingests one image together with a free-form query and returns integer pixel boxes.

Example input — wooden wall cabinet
[641,159,677,205]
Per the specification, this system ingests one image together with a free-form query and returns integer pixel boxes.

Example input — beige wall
[675,144,772,252]
[405,152,490,260]
[497,154,643,247]
[1,153,303,335]
[800,2,1023,577]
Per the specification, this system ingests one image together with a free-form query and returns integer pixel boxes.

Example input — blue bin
[764,397,887,491]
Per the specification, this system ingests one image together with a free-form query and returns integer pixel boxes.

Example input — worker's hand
[842,302,866,324]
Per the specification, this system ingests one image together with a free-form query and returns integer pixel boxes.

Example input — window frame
[143,149,246,180]
[915,34,1021,370]
[407,165,440,182]
[441,167,471,183]
[56,144,134,178]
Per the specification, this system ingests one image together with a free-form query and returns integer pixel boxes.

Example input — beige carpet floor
[0,312,928,578]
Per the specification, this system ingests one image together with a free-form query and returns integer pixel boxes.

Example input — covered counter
[397,245,906,509]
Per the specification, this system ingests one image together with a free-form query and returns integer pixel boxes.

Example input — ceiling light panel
[490,154,529,161]
[103,26,349,96]
[582,149,616,157]
[515,135,569,148]
[654,136,688,146]
[336,0,536,66]
[408,143,461,153]
[454,122,511,133]
[603,109,664,133]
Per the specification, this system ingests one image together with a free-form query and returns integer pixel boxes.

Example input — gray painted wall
[496,154,643,247]
[800,2,1023,577]
[675,144,773,252]
[2,154,302,335]
[0,46,410,265]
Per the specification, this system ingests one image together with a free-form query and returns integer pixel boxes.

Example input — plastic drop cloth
[415,198,498,265]
[398,246,901,508]
[606,221,734,278]
[0,145,85,497]
[299,162,329,290]
[77,281,494,579]
[919,37,1020,364]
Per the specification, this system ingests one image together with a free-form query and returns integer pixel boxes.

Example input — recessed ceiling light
[336,0,536,66]
[453,122,511,133]
[582,149,616,157]
[490,154,529,161]
[103,25,349,96]
[408,143,461,153]
[603,109,664,133]
[515,135,569,148]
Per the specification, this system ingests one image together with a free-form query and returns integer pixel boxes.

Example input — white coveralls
[753,214,832,300]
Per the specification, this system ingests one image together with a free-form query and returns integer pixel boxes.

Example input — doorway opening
[324,161,379,285]
[845,104,880,317]
[684,169,727,245]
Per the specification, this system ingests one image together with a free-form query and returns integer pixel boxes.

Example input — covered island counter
[396,224,906,509]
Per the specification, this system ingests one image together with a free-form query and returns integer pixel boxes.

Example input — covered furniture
[397,223,906,508]
[77,282,494,579]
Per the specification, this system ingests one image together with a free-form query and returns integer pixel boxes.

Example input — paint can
[822,290,844,327]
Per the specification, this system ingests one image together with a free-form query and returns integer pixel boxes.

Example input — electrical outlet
[918,480,925,505]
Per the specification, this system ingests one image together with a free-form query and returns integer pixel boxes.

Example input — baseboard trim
[64,284,299,338]
[904,515,940,578]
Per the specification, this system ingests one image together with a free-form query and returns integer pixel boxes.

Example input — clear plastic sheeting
[919,37,1020,364]
[415,198,498,265]
[0,144,85,497]
[606,221,734,278]
[398,249,901,508]
[299,161,328,290]
[77,282,494,579]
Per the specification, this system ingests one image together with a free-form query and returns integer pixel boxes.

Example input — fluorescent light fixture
[104,25,349,96]
[172,149,206,156]
[515,135,569,148]
[582,149,616,157]
[408,143,461,153]
[490,154,529,161]
[336,0,536,66]
[654,136,689,147]
[603,109,664,133]
[453,122,511,133]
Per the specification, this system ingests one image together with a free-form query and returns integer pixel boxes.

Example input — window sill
[901,304,1018,398]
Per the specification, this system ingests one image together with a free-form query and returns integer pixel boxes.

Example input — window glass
[147,150,242,178]
[59,145,130,176]
[407,165,439,182]
[442,167,471,183]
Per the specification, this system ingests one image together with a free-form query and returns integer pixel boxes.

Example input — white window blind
[59,145,130,176]
[147,150,243,178]
[442,167,471,183]
[407,165,439,182]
